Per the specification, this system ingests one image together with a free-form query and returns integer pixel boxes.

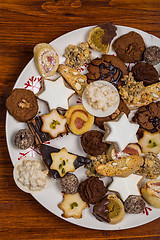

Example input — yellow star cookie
[50,148,76,177]
[41,109,67,139]
[58,192,87,218]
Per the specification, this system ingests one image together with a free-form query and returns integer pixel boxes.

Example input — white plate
[6,25,160,230]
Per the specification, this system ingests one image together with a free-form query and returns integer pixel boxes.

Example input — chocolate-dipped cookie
[79,176,106,204]
[86,55,128,87]
[40,144,91,179]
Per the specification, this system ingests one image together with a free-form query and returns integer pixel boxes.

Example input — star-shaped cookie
[103,113,139,151]
[38,77,75,110]
[108,174,143,201]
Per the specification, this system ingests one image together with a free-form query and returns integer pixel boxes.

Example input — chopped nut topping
[18,99,30,109]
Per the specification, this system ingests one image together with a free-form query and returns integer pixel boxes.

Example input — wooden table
[1,0,160,239]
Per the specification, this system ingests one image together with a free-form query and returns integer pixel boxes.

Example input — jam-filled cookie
[34,43,59,78]
[6,88,38,122]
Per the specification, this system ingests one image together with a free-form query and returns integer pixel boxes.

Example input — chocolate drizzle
[27,116,51,146]
[87,59,122,87]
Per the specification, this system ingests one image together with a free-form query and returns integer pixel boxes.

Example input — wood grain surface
[1,0,160,239]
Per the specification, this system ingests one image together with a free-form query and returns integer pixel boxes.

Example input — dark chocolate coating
[40,144,91,179]
[93,196,110,222]
[27,116,51,147]
[98,22,117,44]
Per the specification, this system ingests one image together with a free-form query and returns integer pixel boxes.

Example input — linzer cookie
[27,116,51,147]
[86,55,128,87]
[113,31,146,63]
[34,43,59,78]
[58,64,88,97]
[6,88,38,122]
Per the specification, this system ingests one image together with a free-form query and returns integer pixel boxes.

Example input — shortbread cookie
[41,109,67,139]
[50,148,76,177]
[95,155,144,177]
[93,194,125,224]
[6,88,38,122]
[113,31,145,63]
[65,105,94,135]
[79,176,106,204]
[37,77,75,110]
[58,64,88,97]
[40,144,91,179]
[33,43,59,78]
[141,179,160,208]
[138,131,160,154]
[27,116,51,147]
[58,192,87,218]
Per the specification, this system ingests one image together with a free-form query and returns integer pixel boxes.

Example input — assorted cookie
[7,23,160,226]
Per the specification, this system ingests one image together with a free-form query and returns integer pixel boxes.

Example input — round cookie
[81,130,107,156]
[15,129,34,150]
[86,55,128,87]
[132,62,159,86]
[133,101,160,133]
[88,22,117,54]
[95,99,130,130]
[6,88,38,122]
[144,46,160,65]
[124,195,145,214]
[113,31,146,63]
[79,176,106,204]
[60,173,79,194]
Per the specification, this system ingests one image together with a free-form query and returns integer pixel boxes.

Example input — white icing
[108,174,143,201]
[104,114,139,151]
[38,77,75,110]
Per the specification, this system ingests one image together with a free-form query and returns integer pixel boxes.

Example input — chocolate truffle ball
[144,46,160,65]
[15,129,34,149]
[124,195,145,214]
[60,173,79,194]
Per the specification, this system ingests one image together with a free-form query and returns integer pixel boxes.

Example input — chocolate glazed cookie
[133,101,160,133]
[86,55,128,87]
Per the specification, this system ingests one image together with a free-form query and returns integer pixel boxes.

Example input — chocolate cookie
[95,100,130,130]
[6,88,38,122]
[144,46,160,65]
[86,55,128,87]
[133,101,160,133]
[132,62,159,86]
[113,31,146,63]
[79,176,106,204]
[81,130,107,156]
[124,195,145,214]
